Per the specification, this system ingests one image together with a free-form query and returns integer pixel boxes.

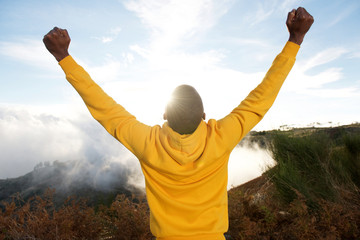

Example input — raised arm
[218,7,314,149]
[43,28,152,159]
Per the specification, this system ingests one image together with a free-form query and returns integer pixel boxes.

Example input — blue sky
[0,0,359,183]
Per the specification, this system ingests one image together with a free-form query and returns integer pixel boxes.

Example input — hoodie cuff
[281,41,300,58]
[58,55,78,75]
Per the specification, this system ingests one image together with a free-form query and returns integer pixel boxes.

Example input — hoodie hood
[160,121,207,165]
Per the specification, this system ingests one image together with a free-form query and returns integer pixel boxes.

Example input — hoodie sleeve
[217,41,299,150]
[59,56,152,159]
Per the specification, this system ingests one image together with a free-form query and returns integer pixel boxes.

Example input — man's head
[164,85,205,135]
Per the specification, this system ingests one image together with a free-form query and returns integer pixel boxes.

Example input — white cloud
[80,59,123,83]
[228,143,274,189]
[93,26,122,43]
[124,0,233,50]
[282,46,360,98]
[0,104,139,180]
[227,37,272,48]
[246,0,299,26]
[286,66,343,91]
[100,36,114,43]
[285,67,360,98]
[0,39,59,71]
[299,47,348,71]
[299,87,359,98]
[248,3,274,26]
[129,44,150,59]
[110,27,122,35]
[0,105,83,178]
[327,4,358,27]
[349,51,360,59]
[279,0,299,11]
[122,52,134,65]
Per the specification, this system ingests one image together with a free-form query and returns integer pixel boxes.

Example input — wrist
[288,34,304,46]
[53,51,69,62]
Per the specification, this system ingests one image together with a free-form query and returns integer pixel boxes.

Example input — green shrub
[267,130,360,208]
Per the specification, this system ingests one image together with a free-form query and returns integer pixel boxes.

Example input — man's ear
[163,113,167,120]
[202,112,206,120]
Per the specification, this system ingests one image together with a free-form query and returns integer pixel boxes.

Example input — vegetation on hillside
[228,125,360,239]
[1,124,359,239]
[268,130,360,207]
[0,190,152,240]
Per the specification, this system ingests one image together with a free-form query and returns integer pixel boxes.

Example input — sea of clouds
[0,105,273,190]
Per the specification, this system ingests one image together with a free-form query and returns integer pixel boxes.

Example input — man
[43,7,313,240]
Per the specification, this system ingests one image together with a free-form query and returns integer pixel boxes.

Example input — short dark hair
[166,85,204,135]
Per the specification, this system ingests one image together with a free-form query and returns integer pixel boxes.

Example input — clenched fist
[286,7,314,45]
[43,27,71,62]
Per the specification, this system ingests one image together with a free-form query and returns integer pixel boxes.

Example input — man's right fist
[43,27,71,62]
[286,7,314,46]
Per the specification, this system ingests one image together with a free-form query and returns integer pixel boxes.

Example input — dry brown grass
[1,186,359,239]
[227,179,360,240]
[98,194,152,240]
[0,189,152,240]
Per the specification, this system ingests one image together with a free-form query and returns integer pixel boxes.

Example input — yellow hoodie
[59,41,299,239]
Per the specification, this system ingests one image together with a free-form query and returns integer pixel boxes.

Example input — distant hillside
[239,122,360,149]
[0,160,143,209]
